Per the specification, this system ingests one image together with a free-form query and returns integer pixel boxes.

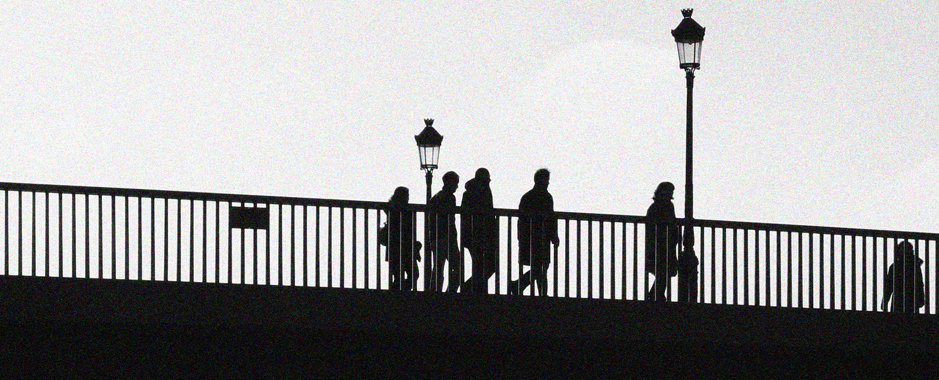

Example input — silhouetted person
[427,171,462,292]
[461,168,498,294]
[385,186,419,290]
[881,240,926,313]
[511,168,559,296]
[646,182,679,301]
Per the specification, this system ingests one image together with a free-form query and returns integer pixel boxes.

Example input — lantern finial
[424,118,434,126]
[681,9,693,18]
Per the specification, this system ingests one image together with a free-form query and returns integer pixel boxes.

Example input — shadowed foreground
[1,276,936,377]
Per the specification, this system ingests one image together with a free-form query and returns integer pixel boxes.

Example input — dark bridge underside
[1,276,936,377]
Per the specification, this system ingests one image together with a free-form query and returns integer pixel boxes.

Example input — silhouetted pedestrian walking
[645,182,679,301]
[511,169,558,296]
[881,240,926,313]
[461,168,498,294]
[385,187,419,290]
[427,171,462,292]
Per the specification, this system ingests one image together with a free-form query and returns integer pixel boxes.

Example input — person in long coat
[646,182,680,301]
[461,168,498,294]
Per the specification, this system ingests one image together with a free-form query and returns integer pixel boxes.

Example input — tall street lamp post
[672,9,705,303]
[415,118,443,290]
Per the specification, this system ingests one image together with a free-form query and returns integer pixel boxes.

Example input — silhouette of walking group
[380,168,557,295]
[381,173,929,311]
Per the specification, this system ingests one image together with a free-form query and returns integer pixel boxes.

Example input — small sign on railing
[230,205,269,230]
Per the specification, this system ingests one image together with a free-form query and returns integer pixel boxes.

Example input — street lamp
[415,118,443,204]
[672,8,704,303]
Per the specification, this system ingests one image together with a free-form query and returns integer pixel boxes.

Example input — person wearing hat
[645,182,680,301]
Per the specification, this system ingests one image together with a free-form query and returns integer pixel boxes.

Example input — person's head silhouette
[895,240,915,263]
[442,171,459,193]
[534,168,550,189]
[475,168,491,189]
[389,186,409,207]
[653,182,675,201]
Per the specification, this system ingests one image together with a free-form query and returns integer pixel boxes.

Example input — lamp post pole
[672,9,704,303]
[415,118,443,291]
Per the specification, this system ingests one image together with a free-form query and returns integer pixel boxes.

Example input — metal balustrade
[0,181,935,314]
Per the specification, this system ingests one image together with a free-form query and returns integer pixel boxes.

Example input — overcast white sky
[1,1,936,233]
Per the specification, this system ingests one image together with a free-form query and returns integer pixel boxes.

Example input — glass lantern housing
[671,9,705,70]
[414,119,443,170]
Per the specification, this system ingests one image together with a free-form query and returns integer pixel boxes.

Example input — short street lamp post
[415,118,443,290]
[672,8,705,303]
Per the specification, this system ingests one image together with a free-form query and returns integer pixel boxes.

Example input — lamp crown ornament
[681,8,693,18]
[424,118,434,126]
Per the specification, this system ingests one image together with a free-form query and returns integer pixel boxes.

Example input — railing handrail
[1,181,935,240]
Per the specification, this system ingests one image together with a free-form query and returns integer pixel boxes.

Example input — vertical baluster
[3,190,7,276]
[125,197,129,280]
[151,198,156,281]
[588,220,593,299]
[339,207,344,288]
[809,233,814,308]
[633,223,638,301]
[19,191,23,276]
[290,205,300,286]
[227,202,232,284]
[162,199,168,281]
[765,230,771,306]
[112,196,116,279]
[138,198,142,281]
[775,231,781,307]
[59,193,63,278]
[610,221,615,299]
[711,228,716,304]
[266,204,271,285]
[840,235,846,310]
[281,204,286,286]
[732,228,737,305]
[190,200,194,283]
[621,221,627,300]
[177,199,182,282]
[350,207,355,289]
[566,219,571,297]
[721,228,727,304]
[753,229,758,305]
[507,216,512,295]
[305,206,309,288]
[251,205,257,285]
[862,235,867,311]
[362,206,366,289]
[599,221,604,299]
[316,206,321,287]
[202,200,207,283]
[215,201,220,283]
[744,229,749,306]
[240,204,246,284]
[576,219,581,298]
[830,234,835,310]
[328,207,332,288]
[787,231,793,308]
[32,192,36,276]
[851,235,856,311]
[45,193,50,277]
[84,194,90,278]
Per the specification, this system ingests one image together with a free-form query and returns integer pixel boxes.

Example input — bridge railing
[0,181,935,314]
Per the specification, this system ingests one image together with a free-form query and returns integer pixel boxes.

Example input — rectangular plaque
[230,206,270,230]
